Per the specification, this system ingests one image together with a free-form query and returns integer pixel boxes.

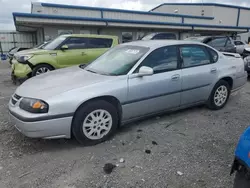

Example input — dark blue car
[231,127,250,187]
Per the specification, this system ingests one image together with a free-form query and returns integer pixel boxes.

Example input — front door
[124,45,182,120]
[56,37,89,68]
[179,45,218,106]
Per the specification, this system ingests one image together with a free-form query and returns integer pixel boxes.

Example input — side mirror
[138,66,154,77]
[61,45,69,50]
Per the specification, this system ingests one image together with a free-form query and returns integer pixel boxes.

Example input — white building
[13,2,250,44]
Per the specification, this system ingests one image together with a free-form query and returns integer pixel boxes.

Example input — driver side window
[137,46,178,74]
[63,37,88,49]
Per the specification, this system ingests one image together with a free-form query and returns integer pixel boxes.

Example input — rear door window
[180,45,211,68]
[207,47,218,63]
[87,38,113,48]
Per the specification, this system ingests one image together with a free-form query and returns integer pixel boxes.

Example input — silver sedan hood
[15,66,116,99]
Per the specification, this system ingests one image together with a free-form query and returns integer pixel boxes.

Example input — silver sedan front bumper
[9,100,73,139]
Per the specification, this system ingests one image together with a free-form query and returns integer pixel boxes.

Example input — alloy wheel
[214,85,228,107]
[35,67,50,75]
[82,109,112,140]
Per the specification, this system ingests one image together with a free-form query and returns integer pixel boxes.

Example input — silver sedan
[9,40,247,145]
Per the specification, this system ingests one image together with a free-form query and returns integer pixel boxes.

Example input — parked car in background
[243,56,250,75]
[185,36,236,53]
[33,41,50,49]
[142,33,177,40]
[233,40,249,55]
[9,40,247,145]
[11,34,119,82]
[242,47,250,59]
[231,126,250,188]
[7,47,29,64]
[14,41,52,57]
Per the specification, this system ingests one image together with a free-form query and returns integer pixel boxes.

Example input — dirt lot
[0,61,250,188]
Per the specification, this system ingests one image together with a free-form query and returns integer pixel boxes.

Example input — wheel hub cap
[82,109,112,140]
[214,86,228,107]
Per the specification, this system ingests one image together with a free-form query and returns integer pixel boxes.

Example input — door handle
[210,68,217,73]
[171,74,180,81]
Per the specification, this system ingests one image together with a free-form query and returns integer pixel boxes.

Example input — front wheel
[72,100,119,145]
[207,80,230,110]
[234,171,250,188]
[32,64,53,77]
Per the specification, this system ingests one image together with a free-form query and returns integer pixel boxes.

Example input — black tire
[72,100,119,145]
[233,171,250,188]
[32,64,54,77]
[207,80,231,110]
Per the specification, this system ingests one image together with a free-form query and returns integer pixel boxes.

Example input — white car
[234,40,250,55]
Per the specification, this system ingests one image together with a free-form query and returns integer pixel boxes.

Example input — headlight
[17,55,33,63]
[19,98,49,113]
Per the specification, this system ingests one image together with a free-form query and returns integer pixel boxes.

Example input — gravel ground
[0,61,249,188]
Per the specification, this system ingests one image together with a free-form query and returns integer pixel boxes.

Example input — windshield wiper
[84,68,118,76]
[86,69,97,74]
[79,64,87,69]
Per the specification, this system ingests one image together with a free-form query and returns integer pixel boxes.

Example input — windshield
[141,33,155,40]
[9,47,19,54]
[33,41,50,49]
[85,45,149,76]
[43,36,66,50]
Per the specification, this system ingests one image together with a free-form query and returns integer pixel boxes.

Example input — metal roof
[150,3,250,12]
[39,2,214,20]
[12,12,250,31]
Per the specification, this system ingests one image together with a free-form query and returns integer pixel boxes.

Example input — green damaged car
[11,34,119,81]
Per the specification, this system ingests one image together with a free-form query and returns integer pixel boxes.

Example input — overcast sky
[1,0,250,30]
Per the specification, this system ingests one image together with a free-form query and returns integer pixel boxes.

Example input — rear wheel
[32,64,54,77]
[207,80,230,110]
[72,100,118,145]
[234,171,250,188]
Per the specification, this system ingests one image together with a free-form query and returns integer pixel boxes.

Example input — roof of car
[60,34,118,39]
[186,35,231,39]
[122,40,206,49]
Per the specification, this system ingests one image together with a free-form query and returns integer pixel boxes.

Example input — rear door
[81,37,113,64]
[180,45,218,106]
[56,37,89,67]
